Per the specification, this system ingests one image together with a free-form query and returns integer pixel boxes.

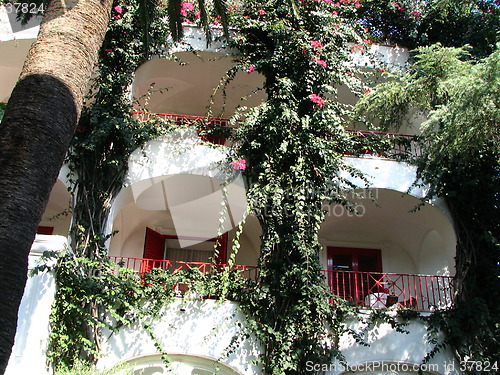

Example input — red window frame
[37,226,54,235]
[327,246,382,305]
[142,227,228,272]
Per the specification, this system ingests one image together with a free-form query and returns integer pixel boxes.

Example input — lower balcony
[108,256,259,281]
[108,256,454,312]
[322,269,454,311]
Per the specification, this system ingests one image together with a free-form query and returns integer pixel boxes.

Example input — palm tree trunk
[0,0,112,372]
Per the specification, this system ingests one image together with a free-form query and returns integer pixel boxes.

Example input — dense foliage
[357,0,500,57]
[356,43,500,366]
[225,1,382,373]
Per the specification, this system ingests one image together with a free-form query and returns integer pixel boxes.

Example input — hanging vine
[47,0,173,368]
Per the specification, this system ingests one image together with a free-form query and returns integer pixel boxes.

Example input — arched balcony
[106,129,261,275]
[319,188,456,311]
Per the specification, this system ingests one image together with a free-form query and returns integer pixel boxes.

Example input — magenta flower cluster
[309,94,325,108]
[231,159,247,170]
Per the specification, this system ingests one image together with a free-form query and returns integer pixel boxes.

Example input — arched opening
[320,188,456,310]
[121,353,243,375]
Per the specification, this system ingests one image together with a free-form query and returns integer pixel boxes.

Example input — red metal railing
[132,111,422,159]
[109,257,453,311]
[322,270,454,311]
[345,129,422,159]
[108,256,259,281]
[132,111,228,145]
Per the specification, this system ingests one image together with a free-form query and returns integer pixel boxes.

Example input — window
[142,227,228,272]
[37,226,54,235]
[327,247,382,305]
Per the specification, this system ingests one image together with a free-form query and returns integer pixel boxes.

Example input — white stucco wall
[5,235,67,375]
[328,311,461,375]
[98,299,462,375]
[343,157,427,199]
[98,299,262,375]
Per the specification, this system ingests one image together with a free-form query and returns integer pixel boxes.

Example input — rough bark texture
[0,0,112,372]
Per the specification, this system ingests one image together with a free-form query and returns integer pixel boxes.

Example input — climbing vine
[46,0,172,368]
[223,1,384,373]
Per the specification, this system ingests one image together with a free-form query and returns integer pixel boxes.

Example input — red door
[142,227,166,273]
[327,247,382,305]
[141,228,228,273]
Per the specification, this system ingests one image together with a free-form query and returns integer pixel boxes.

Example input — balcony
[108,256,259,280]
[322,269,454,311]
[344,129,423,159]
[133,111,421,159]
[108,257,453,312]
[132,111,228,145]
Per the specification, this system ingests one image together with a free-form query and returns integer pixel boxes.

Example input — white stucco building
[1,7,461,375]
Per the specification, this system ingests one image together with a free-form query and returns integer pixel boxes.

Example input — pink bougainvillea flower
[195,11,201,18]
[363,89,372,95]
[392,2,405,11]
[411,10,421,17]
[351,44,365,53]
[332,10,338,16]
[362,39,372,44]
[212,16,221,26]
[313,59,328,68]
[310,94,325,108]
[181,2,194,10]
[310,40,323,49]
[231,159,247,170]
[247,66,255,74]
[114,5,122,13]
[257,9,266,15]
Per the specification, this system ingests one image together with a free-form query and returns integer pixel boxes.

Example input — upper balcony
[133,111,422,159]
[0,11,415,138]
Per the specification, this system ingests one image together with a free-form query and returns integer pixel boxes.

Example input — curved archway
[320,188,456,276]
[122,353,243,375]
[131,51,265,117]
